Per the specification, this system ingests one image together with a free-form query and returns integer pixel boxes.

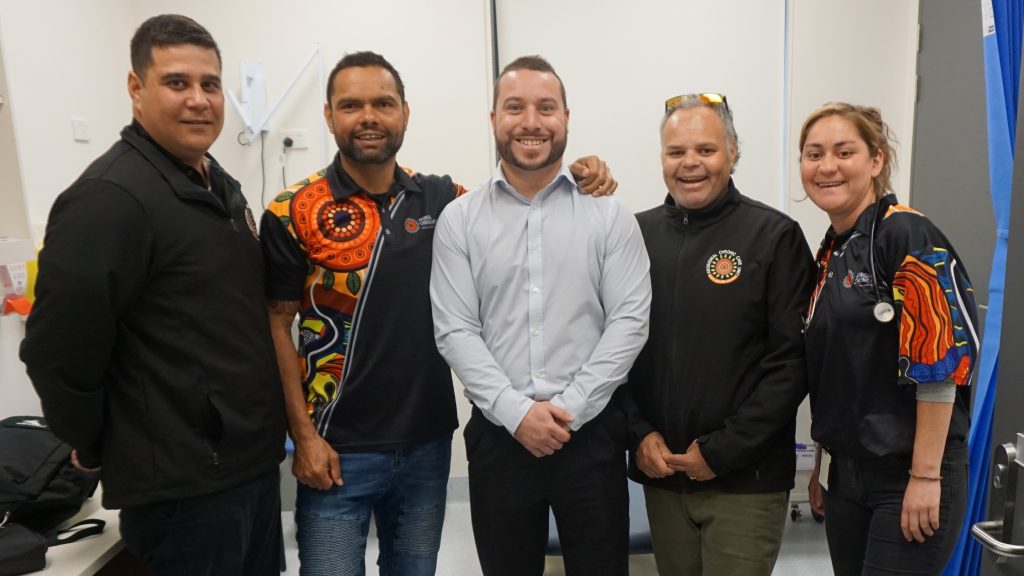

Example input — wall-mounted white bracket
[227,44,322,145]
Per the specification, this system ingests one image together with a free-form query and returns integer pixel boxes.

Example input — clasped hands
[513,401,574,458]
[636,431,715,482]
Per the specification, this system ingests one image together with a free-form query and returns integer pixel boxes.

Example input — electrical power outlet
[282,129,308,150]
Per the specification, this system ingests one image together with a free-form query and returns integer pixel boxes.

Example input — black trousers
[465,404,629,576]
[822,444,967,576]
[119,467,282,576]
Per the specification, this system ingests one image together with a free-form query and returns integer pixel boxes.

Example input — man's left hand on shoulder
[664,439,716,482]
[569,156,617,196]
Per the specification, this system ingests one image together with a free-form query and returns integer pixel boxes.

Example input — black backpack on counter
[0,416,104,575]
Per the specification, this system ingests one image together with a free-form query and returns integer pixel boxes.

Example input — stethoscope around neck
[868,201,896,323]
[804,200,895,331]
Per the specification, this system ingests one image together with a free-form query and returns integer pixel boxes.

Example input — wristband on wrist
[908,469,942,481]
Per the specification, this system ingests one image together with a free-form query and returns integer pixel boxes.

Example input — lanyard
[804,237,835,331]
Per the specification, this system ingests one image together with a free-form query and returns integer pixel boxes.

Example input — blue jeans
[295,434,452,576]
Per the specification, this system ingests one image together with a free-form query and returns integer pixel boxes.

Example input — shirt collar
[664,178,739,224]
[121,122,236,214]
[492,162,575,203]
[128,120,211,189]
[828,193,898,240]
[326,153,421,202]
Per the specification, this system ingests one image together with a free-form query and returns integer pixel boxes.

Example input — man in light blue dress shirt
[429,55,652,576]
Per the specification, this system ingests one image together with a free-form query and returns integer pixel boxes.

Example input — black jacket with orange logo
[621,181,814,494]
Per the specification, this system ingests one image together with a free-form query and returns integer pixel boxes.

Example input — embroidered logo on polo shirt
[404,215,437,234]
[706,250,743,285]
[842,271,875,289]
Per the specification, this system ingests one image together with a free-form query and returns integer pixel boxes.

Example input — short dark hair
[130,14,221,79]
[326,51,406,104]
[493,55,566,109]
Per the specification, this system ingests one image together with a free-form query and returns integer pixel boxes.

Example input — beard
[336,128,405,164]
[495,131,567,172]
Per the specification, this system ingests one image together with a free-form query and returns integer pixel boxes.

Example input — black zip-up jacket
[21,123,285,509]
[621,182,813,493]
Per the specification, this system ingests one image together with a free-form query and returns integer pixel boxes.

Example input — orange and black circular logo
[705,250,743,285]
[291,181,378,272]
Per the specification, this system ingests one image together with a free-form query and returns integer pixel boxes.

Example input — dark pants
[465,404,629,576]
[821,444,967,576]
[120,467,282,576]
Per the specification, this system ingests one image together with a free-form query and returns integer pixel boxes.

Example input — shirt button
[533,329,542,336]
[828,272,833,278]
[531,286,540,293]
[529,243,539,251]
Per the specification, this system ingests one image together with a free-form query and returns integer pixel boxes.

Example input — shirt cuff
[492,387,535,435]
[550,387,587,432]
[916,380,956,403]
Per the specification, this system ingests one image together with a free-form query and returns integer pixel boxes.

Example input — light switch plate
[71,117,90,142]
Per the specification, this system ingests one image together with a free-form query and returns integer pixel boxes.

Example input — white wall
[136,0,496,217]
[0,32,30,241]
[786,0,920,248]
[0,0,136,237]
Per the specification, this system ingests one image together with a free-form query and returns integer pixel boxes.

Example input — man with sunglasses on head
[617,94,814,576]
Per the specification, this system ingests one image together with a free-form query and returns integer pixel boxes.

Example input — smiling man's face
[324,65,409,165]
[660,107,736,210]
[128,44,224,170]
[491,69,568,176]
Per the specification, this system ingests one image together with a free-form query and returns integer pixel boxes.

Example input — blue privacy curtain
[943,1,1020,573]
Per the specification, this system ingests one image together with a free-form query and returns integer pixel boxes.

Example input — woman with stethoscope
[800,102,980,576]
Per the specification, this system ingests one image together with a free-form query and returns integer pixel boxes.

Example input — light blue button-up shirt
[430,164,652,434]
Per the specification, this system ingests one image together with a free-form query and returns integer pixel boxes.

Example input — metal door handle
[973,521,1024,557]
[971,442,1021,562]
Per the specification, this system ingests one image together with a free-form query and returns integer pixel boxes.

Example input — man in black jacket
[19,15,285,575]
[621,94,813,575]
